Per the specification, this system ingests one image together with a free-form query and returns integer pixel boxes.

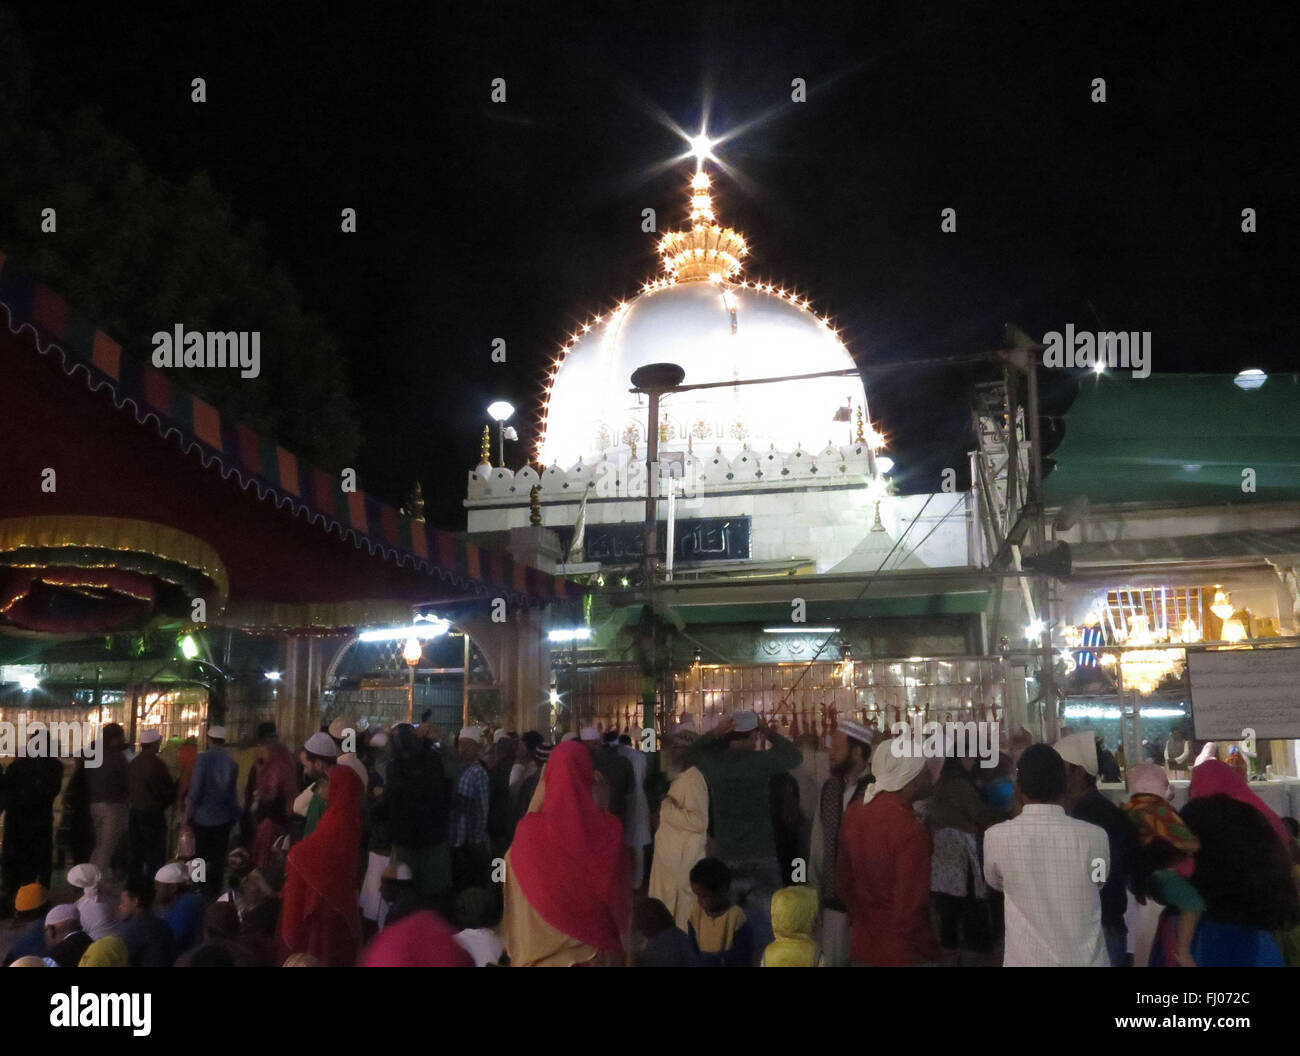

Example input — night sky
[15,2,1299,525]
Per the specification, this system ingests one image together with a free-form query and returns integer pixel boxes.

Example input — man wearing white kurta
[984,742,1110,967]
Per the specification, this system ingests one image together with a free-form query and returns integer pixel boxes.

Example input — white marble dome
[538,279,868,468]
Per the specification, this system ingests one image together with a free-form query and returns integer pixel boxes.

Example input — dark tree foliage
[0,9,360,469]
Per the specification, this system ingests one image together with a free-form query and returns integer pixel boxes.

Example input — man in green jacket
[685,710,801,958]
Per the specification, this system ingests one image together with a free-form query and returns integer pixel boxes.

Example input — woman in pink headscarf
[1189,758,1290,847]
[358,910,472,967]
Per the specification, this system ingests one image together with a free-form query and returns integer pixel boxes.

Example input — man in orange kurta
[834,741,937,966]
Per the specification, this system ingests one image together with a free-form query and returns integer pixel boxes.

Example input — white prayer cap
[207,725,227,742]
[579,726,601,742]
[155,863,188,885]
[458,726,483,744]
[1195,741,1217,767]
[140,728,162,745]
[328,716,357,740]
[837,719,873,747]
[304,731,339,757]
[66,864,101,890]
[732,710,759,733]
[44,904,79,929]
[864,739,926,804]
[561,732,579,742]
[368,730,388,749]
[493,729,510,743]
[1054,732,1099,776]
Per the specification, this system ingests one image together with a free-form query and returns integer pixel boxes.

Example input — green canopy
[1045,373,1300,506]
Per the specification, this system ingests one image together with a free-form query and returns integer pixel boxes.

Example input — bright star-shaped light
[688,130,717,166]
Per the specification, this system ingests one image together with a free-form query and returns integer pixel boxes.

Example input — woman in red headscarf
[503,740,632,966]
[277,764,363,967]
[1189,758,1290,847]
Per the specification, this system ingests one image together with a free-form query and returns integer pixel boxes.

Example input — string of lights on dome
[532,127,881,468]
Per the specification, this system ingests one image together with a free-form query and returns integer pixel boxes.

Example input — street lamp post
[628,362,685,748]
[487,400,515,468]
[402,636,422,723]
[629,364,685,591]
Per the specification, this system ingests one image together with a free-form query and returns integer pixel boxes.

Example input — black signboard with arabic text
[556,517,751,564]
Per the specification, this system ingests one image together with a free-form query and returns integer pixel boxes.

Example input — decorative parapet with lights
[467,438,886,504]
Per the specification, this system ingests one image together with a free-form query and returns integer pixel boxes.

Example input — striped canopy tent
[0,252,573,637]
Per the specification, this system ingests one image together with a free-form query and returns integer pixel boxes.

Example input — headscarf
[78,936,128,968]
[1123,794,1200,853]
[863,739,925,804]
[9,956,48,967]
[510,740,630,952]
[358,909,472,967]
[1189,759,1289,846]
[280,764,364,954]
[925,758,998,833]
[1128,762,1171,799]
[763,886,820,967]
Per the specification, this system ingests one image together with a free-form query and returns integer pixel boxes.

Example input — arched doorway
[318,626,498,732]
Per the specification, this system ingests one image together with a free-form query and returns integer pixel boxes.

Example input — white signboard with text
[1188,648,1300,740]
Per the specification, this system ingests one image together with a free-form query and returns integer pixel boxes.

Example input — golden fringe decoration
[0,516,229,603]
[211,598,417,632]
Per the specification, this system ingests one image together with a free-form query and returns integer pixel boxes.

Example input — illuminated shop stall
[1048,373,1300,782]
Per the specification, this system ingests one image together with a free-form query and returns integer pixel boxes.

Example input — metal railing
[566,654,1009,735]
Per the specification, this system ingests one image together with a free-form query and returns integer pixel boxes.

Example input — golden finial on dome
[855,406,865,443]
[656,136,748,284]
[480,425,491,465]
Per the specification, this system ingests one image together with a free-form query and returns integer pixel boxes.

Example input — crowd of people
[2,709,1298,967]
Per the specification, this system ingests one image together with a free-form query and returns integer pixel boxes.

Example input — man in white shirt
[984,743,1110,967]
